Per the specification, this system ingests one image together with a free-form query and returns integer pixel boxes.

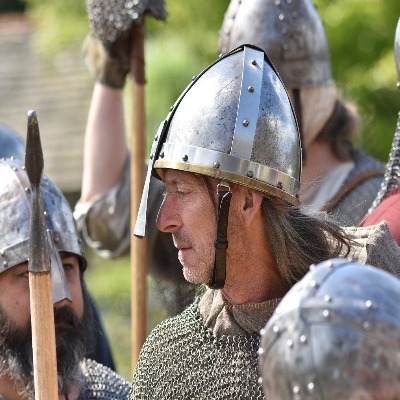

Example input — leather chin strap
[208,182,232,289]
[293,88,306,163]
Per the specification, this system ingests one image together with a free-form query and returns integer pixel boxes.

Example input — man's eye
[63,263,74,273]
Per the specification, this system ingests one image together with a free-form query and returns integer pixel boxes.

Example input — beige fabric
[199,289,281,336]
[300,160,354,212]
[289,84,336,147]
[343,221,400,277]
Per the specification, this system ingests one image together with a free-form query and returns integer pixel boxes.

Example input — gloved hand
[82,31,132,89]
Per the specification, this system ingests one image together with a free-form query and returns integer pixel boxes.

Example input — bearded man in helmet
[219,0,385,226]
[127,45,400,399]
[0,157,130,399]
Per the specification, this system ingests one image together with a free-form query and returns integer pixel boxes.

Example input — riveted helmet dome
[259,258,400,399]
[0,158,86,302]
[218,0,333,89]
[0,123,25,161]
[152,45,301,204]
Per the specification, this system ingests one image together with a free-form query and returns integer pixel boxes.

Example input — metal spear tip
[25,109,44,186]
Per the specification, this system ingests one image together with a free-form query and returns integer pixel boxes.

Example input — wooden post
[130,21,147,372]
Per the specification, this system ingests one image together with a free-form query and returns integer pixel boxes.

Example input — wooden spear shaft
[25,110,58,400]
[130,21,147,371]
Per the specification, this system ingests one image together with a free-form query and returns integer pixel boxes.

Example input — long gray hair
[262,196,351,286]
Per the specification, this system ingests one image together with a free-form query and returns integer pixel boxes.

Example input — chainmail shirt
[130,299,265,399]
[80,358,131,399]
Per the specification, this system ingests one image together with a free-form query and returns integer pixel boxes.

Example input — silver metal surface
[231,47,264,160]
[218,0,333,89]
[0,158,86,303]
[259,258,400,399]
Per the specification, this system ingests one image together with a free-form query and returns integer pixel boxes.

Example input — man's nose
[156,195,182,233]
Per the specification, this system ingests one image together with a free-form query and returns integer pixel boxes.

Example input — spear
[25,110,58,400]
[86,0,167,370]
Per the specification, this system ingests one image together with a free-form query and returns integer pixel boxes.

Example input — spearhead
[25,110,50,273]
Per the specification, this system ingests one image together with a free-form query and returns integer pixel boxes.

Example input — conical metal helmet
[259,258,400,399]
[218,0,333,89]
[154,45,301,201]
[134,45,301,238]
[0,157,86,303]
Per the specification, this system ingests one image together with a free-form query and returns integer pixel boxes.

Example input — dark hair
[316,99,360,161]
[262,196,351,286]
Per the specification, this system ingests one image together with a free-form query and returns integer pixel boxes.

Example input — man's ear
[241,188,263,226]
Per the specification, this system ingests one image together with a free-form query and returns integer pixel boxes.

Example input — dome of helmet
[153,45,301,204]
[259,258,400,399]
[218,0,333,89]
[0,157,86,272]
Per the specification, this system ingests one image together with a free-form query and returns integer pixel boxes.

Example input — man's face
[0,254,93,397]
[156,169,217,284]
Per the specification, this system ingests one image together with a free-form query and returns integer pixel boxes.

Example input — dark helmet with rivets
[259,258,400,399]
[0,157,87,303]
[218,0,333,89]
[134,44,301,237]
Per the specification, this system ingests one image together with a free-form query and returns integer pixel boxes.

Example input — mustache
[54,305,80,329]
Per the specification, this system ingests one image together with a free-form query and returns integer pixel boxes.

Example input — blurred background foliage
[2,0,400,381]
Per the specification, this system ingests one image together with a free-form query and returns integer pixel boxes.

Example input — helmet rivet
[323,309,330,319]
[251,59,257,66]
[275,0,280,5]
[12,167,17,171]
[247,171,253,178]
[242,119,249,127]
[258,347,264,355]
[272,325,280,334]
[324,294,332,303]
[182,155,188,162]
[363,321,371,330]
[307,383,315,392]
[309,264,315,271]
[43,211,48,216]
[0,250,5,256]
[279,13,285,21]
[365,300,374,310]
[293,386,300,394]
[310,280,318,288]
[287,339,293,348]
[299,335,307,344]
[213,161,220,169]
[277,181,283,189]
[3,261,8,268]
[160,152,164,158]
[258,377,263,385]
[25,187,30,193]
[247,86,254,93]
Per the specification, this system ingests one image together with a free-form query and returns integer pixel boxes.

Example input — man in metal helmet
[0,122,116,372]
[259,258,400,399]
[0,157,130,399]
[218,0,385,226]
[128,45,400,399]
